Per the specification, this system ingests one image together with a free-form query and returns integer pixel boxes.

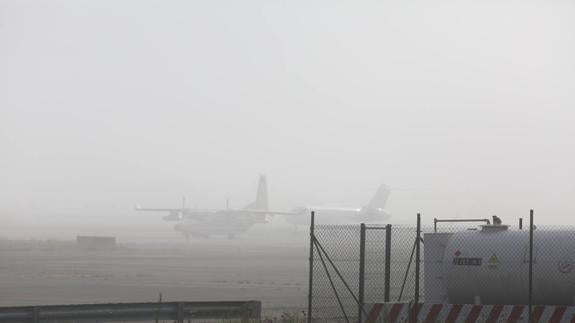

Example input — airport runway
[0,232,310,314]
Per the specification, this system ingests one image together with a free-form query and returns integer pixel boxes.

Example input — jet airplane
[285,184,391,226]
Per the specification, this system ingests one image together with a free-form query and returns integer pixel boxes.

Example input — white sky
[1,0,575,227]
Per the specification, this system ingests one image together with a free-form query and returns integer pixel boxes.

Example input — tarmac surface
[0,224,310,314]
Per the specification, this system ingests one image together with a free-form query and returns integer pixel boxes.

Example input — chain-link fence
[362,225,388,309]
[310,224,361,322]
[308,211,575,322]
[308,220,419,322]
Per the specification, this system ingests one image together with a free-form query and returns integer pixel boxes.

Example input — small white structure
[76,236,116,249]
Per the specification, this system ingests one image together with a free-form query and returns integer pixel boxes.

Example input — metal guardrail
[0,301,261,322]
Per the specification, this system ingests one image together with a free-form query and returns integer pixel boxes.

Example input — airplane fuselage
[285,207,390,226]
[174,213,262,239]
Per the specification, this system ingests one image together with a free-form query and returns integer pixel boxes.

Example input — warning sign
[487,254,499,269]
[453,257,482,266]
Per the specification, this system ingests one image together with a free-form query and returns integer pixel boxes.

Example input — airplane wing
[235,209,304,216]
[300,206,362,213]
[135,205,217,221]
[135,206,183,212]
[135,205,214,213]
[136,205,299,219]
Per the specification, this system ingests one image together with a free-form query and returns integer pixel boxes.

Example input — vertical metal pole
[434,218,437,233]
[528,209,534,322]
[176,302,184,323]
[155,292,162,323]
[384,224,392,303]
[32,307,40,323]
[358,223,366,323]
[415,213,421,305]
[307,211,315,323]
[519,218,523,230]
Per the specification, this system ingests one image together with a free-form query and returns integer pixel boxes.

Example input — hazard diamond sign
[487,253,499,269]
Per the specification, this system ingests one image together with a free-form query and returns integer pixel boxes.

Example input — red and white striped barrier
[365,303,575,323]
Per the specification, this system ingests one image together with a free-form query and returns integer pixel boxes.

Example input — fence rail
[307,209,573,322]
[0,301,261,322]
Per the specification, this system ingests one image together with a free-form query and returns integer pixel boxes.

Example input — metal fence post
[529,209,534,322]
[519,218,523,230]
[32,307,40,323]
[384,224,392,303]
[358,223,366,323]
[176,302,184,323]
[307,211,315,323]
[415,213,421,305]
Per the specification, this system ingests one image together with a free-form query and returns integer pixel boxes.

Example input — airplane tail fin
[243,175,269,210]
[366,184,390,210]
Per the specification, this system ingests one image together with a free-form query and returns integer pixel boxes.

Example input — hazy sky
[1,0,575,225]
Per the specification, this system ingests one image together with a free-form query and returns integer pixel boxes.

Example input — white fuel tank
[443,225,575,305]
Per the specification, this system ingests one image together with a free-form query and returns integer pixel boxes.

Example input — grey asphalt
[0,233,310,314]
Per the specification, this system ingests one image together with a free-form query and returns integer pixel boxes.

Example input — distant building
[76,236,116,249]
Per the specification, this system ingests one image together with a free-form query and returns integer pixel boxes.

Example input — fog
[2,0,575,236]
[2,1,575,317]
